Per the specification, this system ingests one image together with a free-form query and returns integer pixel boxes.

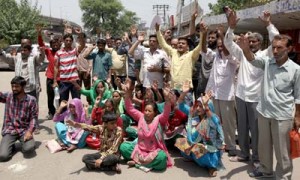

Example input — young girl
[119,79,173,171]
[53,98,91,152]
[66,112,123,173]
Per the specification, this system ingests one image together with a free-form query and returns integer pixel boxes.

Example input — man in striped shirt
[53,34,80,101]
[0,76,38,162]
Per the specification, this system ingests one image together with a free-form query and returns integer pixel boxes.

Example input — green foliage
[80,0,140,37]
[208,0,273,15]
[0,0,42,45]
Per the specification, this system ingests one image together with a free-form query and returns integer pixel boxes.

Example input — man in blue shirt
[87,39,112,82]
[241,34,300,179]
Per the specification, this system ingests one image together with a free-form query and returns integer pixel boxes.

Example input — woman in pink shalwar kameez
[120,79,173,171]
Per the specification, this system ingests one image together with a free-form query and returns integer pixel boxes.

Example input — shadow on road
[38,119,54,135]
[219,164,252,179]
[173,158,210,177]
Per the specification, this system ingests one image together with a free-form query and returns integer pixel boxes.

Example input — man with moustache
[240,33,300,179]
[0,76,38,162]
[224,10,279,163]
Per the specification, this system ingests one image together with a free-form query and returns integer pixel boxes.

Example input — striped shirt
[55,48,79,82]
[0,92,38,136]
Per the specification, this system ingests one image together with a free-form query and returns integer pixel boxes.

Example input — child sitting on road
[66,111,123,173]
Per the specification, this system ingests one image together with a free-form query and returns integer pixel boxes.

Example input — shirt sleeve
[80,123,101,133]
[191,36,202,62]
[0,92,9,103]
[249,55,267,69]
[86,52,95,60]
[0,52,16,67]
[107,53,112,68]
[224,28,244,62]
[294,68,300,104]
[260,24,280,57]
[28,98,38,133]
[156,30,174,56]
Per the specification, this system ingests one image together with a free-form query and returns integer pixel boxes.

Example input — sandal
[229,156,249,162]
[208,168,217,177]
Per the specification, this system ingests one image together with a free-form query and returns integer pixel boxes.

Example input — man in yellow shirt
[155,23,203,90]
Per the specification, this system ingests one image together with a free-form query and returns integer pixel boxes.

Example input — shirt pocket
[216,61,229,77]
[275,76,291,93]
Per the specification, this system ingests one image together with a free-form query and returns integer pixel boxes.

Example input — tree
[0,0,42,45]
[208,0,273,15]
[80,0,139,37]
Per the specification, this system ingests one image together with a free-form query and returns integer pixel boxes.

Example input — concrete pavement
[0,72,299,180]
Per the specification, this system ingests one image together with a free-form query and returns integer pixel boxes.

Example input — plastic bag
[45,139,62,153]
[289,129,300,159]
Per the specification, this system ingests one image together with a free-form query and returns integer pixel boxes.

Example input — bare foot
[67,144,77,153]
[57,140,67,150]
[127,160,136,167]
[114,164,121,174]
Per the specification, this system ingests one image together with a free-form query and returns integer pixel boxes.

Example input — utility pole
[153,4,169,25]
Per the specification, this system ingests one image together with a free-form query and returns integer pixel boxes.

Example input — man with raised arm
[224,10,279,164]
[155,23,203,90]
[240,32,300,179]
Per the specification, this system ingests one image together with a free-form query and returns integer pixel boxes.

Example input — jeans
[0,134,35,162]
[59,81,80,101]
[46,78,57,116]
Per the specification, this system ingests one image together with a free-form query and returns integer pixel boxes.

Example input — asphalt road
[0,72,299,180]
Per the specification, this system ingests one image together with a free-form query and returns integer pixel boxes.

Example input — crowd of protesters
[0,7,299,179]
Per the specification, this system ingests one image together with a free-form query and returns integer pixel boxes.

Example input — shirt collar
[270,58,291,70]
[145,48,160,54]
[13,93,30,102]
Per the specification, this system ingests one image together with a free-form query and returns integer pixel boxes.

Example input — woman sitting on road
[73,79,112,114]
[175,88,225,177]
[119,79,173,171]
[53,98,91,152]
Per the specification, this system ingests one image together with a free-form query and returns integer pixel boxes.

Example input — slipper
[229,156,249,162]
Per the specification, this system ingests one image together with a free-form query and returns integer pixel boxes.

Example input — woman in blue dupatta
[175,82,225,177]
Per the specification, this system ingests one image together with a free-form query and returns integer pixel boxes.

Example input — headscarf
[113,90,125,114]
[67,98,87,123]
[91,79,112,106]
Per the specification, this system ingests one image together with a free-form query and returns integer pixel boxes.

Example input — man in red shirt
[37,26,61,119]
